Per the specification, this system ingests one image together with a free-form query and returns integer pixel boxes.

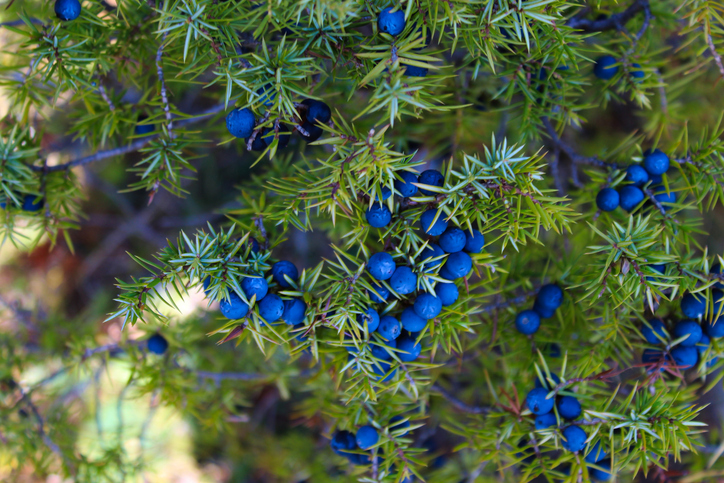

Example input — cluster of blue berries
[593,55,644,82]
[0,194,44,212]
[526,375,612,480]
[365,168,449,228]
[514,284,564,335]
[359,194,485,379]
[226,98,331,147]
[55,0,81,21]
[641,291,721,371]
[204,241,308,331]
[596,148,675,213]
[330,416,410,466]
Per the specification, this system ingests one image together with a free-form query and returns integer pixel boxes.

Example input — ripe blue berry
[397,335,422,362]
[248,132,267,152]
[299,121,323,142]
[561,425,587,452]
[378,315,402,341]
[402,64,428,77]
[630,62,645,80]
[643,148,670,175]
[389,416,410,435]
[369,282,390,303]
[417,169,444,195]
[711,263,724,289]
[435,282,459,306]
[367,203,392,228]
[378,7,406,36]
[545,343,562,358]
[257,84,275,107]
[697,334,718,367]
[585,440,607,464]
[672,319,703,346]
[390,266,417,294]
[134,114,155,136]
[371,339,396,360]
[535,412,557,430]
[649,172,663,186]
[533,299,556,319]
[356,425,379,449]
[414,292,442,319]
[367,252,396,280]
[241,275,269,301]
[394,171,419,197]
[226,108,256,138]
[220,292,249,320]
[515,310,541,335]
[641,348,667,372]
[526,387,554,415]
[369,186,392,201]
[372,361,397,382]
[705,308,724,338]
[281,298,306,325]
[641,318,667,344]
[22,195,44,212]
[653,188,676,209]
[302,99,332,124]
[618,185,644,212]
[625,165,649,186]
[556,396,582,420]
[647,263,666,281]
[419,243,445,270]
[357,308,380,332]
[419,209,447,236]
[463,229,485,253]
[245,237,260,253]
[147,334,168,355]
[589,458,612,481]
[593,55,619,80]
[440,251,472,280]
[55,0,81,21]
[261,124,292,148]
[681,292,706,318]
[401,306,427,332]
[272,260,299,288]
[670,345,698,369]
[595,188,619,212]
[202,276,212,295]
[439,227,466,253]
[537,284,563,310]
[535,372,561,390]
[331,430,357,456]
[258,294,284,323]
[516,440,536,464]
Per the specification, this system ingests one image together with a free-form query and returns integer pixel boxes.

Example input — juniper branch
[430,383,490,414]
[705,31,724,80]
[566,0,650,33]
[29,103,225,173]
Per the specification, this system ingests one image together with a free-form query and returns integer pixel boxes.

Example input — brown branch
[97,84,116,111]
[430,382,490,414]
[480,290,538,314]
[542,117,619,169]
[195,370,266,382]
[17,383,76,474]
[705,31,724,80]
[30,103,226,173]
[156,31,173,137]
[566,0,649,33]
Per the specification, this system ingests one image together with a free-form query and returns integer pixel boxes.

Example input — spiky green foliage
[2,0,724,482]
